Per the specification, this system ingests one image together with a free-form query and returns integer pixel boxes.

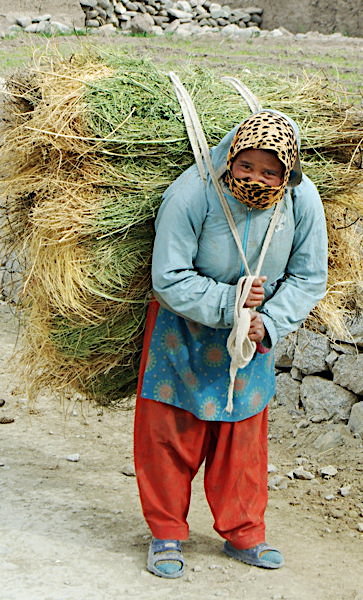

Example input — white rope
[169,71,250,275]
[221,76,263,113]
[169,72,281,413]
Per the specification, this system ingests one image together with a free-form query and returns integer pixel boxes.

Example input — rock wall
[79,0,263,35]
[234,0,362,37]
[274,322,363,442]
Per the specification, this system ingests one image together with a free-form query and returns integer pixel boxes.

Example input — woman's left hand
[248,311,266,343]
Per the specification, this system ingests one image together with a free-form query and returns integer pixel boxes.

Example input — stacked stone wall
[79,0,263,35]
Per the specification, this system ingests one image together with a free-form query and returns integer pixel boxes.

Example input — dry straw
[0,48,362,405]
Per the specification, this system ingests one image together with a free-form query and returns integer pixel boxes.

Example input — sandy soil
[1,299,363,600]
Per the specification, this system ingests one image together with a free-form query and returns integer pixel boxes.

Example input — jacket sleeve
[260,176,328,347]
[152,170,237,328]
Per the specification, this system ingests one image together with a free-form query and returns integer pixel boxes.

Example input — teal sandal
[147,538,185,578]
[223,541,284,569]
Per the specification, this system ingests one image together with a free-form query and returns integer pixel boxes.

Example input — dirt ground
[0,11,362,598]
[1,302,363,600]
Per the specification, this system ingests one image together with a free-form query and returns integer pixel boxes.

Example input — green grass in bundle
[1,48,362,406]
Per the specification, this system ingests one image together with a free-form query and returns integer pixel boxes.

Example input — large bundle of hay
[1,48,362,405]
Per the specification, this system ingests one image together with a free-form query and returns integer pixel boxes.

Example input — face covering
[225,111,299,209]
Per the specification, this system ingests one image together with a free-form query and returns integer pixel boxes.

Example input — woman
[134,110,328,578]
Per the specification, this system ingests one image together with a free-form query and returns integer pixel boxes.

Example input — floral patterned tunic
[140,304,275,422]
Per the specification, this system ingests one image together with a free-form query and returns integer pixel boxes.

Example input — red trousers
[134,397,268,550]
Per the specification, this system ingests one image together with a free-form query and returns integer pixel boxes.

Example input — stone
[313,429,345,452]
[153,15,169,25]
[81,0,98,7]
[348,402,363,437]
[268,28,284,37]
[86,9,99,18]
[274,333,296,368]
[195,5,208,14]
[250,13,262,24]
[325,350,339,369]
[293,465,315,480]
[275,372,301,410]
[151,25,164,35]
[175,22,201,35]
[96,7,107,19]
[25,21,51,33]
[357,523,363,532]
[210,6,231,19]
[230,9,251,21]
[97,23,117,33]
[7,24,23,33]
[121,463,135,476]
[339,485,351,497]
[268,475,289,490]
[135,1,147,12]
[164,20,179,32]
[332,354,363,395]
[16,16,32,28]
[272,26,293,36]
[290,366,303,381]
[120,20,131,29]
[129,13,154,32]
[97,0,112,8]
[85,19,100,26]
[50,22,72,34]
[221,23,240,37]
[108,14,119,26]
[332,314,363,347]
[125,0,138,8]
[175,0,193,12]
[300,376,357,422]
[197,18,210,26]
[319,465,338,478]
[66,453,80,462]
[347,314,363,347]
[32,14,52,22]
[235,25,259,36]
[167,8,193,19]
[330,341,356,355]
[292,329,330,375]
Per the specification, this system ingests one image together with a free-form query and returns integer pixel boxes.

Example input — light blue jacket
[152,116,328,347]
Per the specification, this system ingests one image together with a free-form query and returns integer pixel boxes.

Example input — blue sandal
[147,538,185,578]
[223,541,284,569]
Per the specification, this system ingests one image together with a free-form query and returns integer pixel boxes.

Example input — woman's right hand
[244,276,267,308]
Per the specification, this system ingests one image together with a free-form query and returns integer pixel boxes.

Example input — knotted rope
[169,72,280,413]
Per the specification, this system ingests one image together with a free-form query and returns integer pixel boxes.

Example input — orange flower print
[203,344,225,367]
[154,380,175,403]
[199,396,221,419]
[162,328,182,353]
[249,390,263,412]
[181,369,199,391]
[234,376,247,395]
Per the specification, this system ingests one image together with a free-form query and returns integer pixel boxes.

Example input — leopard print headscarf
[224,111,299,209]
